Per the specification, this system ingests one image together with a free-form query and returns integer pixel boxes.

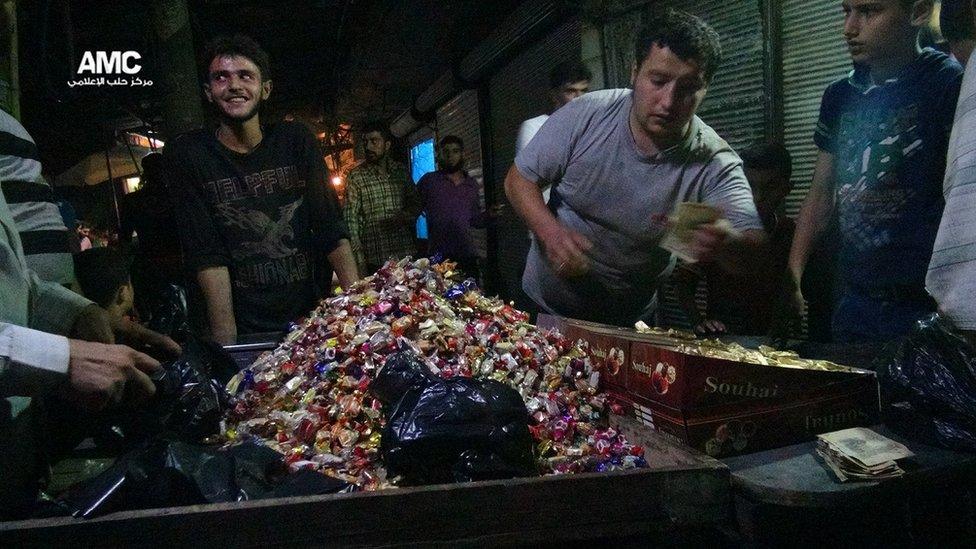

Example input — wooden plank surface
[1,416,730,548]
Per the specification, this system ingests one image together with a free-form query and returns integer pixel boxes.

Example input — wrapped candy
[222,257,647,490]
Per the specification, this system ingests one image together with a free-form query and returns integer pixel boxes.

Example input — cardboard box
[537,314,881,457]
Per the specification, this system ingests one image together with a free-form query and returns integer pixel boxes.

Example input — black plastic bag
[145,283,191,342]
[878,313,976,452]
[57,440,350,518]
[371,351,536,485]
[94,337,239,450]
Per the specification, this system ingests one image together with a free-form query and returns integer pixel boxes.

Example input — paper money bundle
[816,427,914,482]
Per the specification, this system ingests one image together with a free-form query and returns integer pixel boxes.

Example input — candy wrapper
[222,257,647,490]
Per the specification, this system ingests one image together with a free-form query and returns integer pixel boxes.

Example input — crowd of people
[2,0,976,517]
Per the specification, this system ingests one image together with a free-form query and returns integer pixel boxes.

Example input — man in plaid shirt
[344,121,421,274]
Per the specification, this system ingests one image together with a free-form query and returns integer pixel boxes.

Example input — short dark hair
[941,0,976,42]
[634,9,723,82]
[74,247,132,308]
[361,120,392,143]
[549,60,593,89]
[141,152,164,175]
[438,135,464,149]
[740,141,793,183]
[201,34,272,83]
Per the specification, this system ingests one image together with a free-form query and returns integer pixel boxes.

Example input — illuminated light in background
[331,176,342,187]
[124,176,141,194]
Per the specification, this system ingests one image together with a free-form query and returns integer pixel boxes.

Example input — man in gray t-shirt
[505,9,766,326]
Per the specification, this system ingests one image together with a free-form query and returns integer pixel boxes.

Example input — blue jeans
[831,291,933,343]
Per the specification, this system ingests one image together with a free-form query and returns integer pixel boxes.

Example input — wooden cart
[0,417,732,547]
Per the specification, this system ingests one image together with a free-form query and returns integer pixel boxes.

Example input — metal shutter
[488,18,583,309]
[407,126,435,150]
[669,0,768,150]
[781,0,850,216]
[435,90,487,257]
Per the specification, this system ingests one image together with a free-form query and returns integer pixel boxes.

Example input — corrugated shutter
[435,90,487,257]
[669,0,768,150]
[488,18,583,309]
[407,126,435,150]
[781,0,850,216]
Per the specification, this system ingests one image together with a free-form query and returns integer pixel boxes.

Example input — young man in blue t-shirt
[787,0,963,343]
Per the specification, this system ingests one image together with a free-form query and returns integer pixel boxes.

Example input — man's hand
[695,319,728,336]
[688,222,731,264]
[111,316,182,358]
[537,222,593,277]
[65,339,161,412]
[72,304,180,358]
[768,273,804,343]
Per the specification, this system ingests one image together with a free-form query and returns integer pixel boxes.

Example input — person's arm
[401,170,423,222]
[28,269,94,336]
[197,266,236,344]
[788,150,836,299]
[0,322,159,411]
[504,165,592,276]
[328,239,358,289]
[299,126,359,286]
[695,154,769,275]
[343,173,366,273]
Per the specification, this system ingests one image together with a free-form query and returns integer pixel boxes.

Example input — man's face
[204,55,271,122]
[362,131,390,162]
[630,45,708,146]
[745,166,791,219]
[842,0,924,67]
[553,79,590,107]
[439,142,464,171]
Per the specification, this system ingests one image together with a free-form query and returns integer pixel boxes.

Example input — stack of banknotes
[816,428,914,482]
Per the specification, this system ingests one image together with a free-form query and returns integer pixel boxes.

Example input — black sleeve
[813,81,843,154]
[164,137,231,271]
[299,126,349,254]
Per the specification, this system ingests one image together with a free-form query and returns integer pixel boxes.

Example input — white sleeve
[927,62,976,330]
[515,119,540,155]
[0,322,70,397]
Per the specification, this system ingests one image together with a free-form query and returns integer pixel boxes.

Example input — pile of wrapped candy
[221,257,647,490]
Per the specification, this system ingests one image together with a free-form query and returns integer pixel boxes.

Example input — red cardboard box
[536,314,881,457]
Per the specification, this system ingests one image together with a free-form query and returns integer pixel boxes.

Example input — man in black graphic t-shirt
[167,35,358,342]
